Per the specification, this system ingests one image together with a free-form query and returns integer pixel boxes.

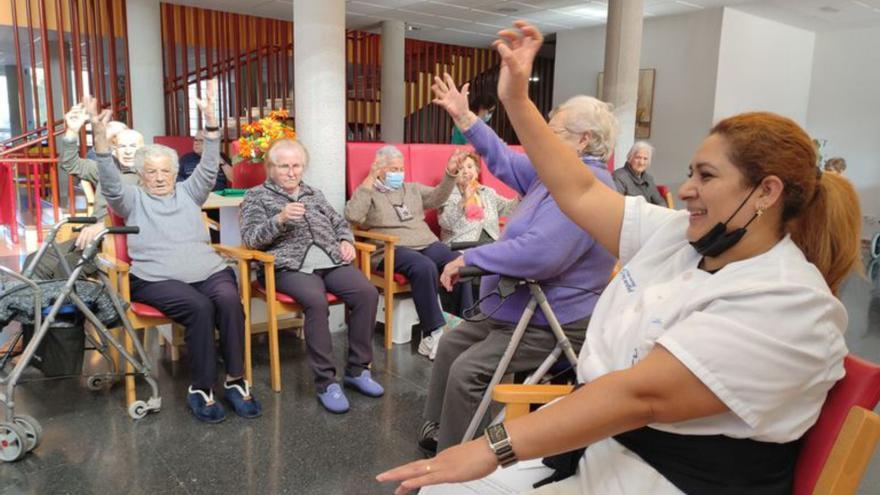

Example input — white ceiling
[166,0,880,47]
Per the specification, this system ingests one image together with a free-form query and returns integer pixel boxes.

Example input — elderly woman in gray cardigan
[439,151,518,245]
[93,80,260,424]
[239,139,382,414]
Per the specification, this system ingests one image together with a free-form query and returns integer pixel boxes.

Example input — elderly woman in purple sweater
[415,74,618,455]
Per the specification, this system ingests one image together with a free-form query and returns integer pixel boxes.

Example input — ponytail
[788,172,861,294]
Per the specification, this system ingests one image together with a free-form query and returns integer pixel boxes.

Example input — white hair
[267,139,310,168]
[627,141,654,162]
[134,144,179,174]
[552,95,618,161]
[375,145,404,164]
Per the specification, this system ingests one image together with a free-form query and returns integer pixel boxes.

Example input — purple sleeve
[463,198,594,280]
[463,120,536,196]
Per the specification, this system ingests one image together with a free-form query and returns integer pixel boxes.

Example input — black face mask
[689,184,762,257]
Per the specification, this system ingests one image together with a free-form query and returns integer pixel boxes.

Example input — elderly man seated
[93,80,261,423]
[612,141,666,206]
[418,75,618,455]
[59,97,144,250]
[239,138,382,414]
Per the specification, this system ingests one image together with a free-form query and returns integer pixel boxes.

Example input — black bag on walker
[22,305,85,377]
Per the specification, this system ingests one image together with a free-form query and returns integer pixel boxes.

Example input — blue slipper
[187,387,226,424]
[343,369,384,398]
[317,383,350,414]
[224,380,262,419]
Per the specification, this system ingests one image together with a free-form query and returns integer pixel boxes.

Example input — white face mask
[481,112,493,123]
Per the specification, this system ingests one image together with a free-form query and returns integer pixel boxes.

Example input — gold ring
[426,465,432,472]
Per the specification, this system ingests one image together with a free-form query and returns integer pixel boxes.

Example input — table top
[203,192,245,209]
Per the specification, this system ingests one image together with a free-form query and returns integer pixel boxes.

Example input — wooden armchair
[238,240,376,392]
[492,355,880,495]
[97,210,255,407]
[351,229,410,350]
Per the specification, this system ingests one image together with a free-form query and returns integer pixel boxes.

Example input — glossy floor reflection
[1,268,879,495]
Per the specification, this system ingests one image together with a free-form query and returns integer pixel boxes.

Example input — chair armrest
[814,406,880,495]
[212,244,259,261]
[95,252,130,273]
[353,241,376,254]
[352,229,400,244]
[493,384,574,406]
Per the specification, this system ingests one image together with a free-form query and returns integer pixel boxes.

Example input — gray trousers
[424,315,588,452]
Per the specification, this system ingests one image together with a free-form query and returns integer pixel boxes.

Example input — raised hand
[64,104,88,136]
[91,109,113,154]
[432,73,471,122]
[493,21,544,103]
[194,78,218,128]
[446,148,467,175]
[81,95,99,120]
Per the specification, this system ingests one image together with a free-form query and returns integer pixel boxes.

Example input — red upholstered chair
[153,136,195,158]
[346,142,413,349]
[98,209,254,406]
[240,242,376,392]
[492,354,880,495]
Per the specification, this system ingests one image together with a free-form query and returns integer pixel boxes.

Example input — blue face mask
[384,171,405,189]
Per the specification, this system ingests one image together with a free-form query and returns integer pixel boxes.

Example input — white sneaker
[418,327,445,360]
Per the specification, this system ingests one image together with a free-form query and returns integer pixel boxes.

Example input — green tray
[215,188,248,197]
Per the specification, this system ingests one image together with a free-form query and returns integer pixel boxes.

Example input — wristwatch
[486,423,517,468]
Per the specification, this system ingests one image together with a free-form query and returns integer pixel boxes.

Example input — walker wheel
[128,400,149,420]
[0,422,29,462]
[12,414,42,452]
[869,259,880,282]
[86,376,106,391]
[872,232,880,259]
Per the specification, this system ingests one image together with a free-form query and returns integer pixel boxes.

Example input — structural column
[380,20,405,143]
[603,0,644,166]
[294,0,347,210]
[125,0,164,141]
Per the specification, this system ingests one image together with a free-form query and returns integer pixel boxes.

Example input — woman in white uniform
[379,21,863,495]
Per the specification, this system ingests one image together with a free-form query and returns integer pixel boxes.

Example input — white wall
[554,8,723,188]
[714,8,815,125]
[806,26,880,219]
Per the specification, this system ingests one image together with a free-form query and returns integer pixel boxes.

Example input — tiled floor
[1,254,878,494]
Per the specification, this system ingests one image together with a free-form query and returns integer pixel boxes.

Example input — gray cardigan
[612,163,666,206]
[96,137,227,283]
[438,185,518,244]
[239,181,354,272]
[59,136,140,219]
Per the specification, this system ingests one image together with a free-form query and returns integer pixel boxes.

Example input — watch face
[487,424,505,444]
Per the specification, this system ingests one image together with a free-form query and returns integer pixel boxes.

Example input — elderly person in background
[93,80,261,424]
[419,74,618,455]
[439,150,518,245]
[612,141,666,206]
[240,139,382,414]
[60,97,144,249]
[345,145,470,360]
[177,129,235,190]
[451,95,497,145]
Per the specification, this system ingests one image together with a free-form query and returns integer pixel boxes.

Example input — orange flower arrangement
[235,109,296,163]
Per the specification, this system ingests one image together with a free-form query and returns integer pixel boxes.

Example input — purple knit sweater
[462,120,616,325]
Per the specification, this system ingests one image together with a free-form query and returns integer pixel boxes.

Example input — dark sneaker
[418,420,440,457]
[317,383,350,414]
[187,386,226,424]
[343,370,384,398]
[224,379,262,419]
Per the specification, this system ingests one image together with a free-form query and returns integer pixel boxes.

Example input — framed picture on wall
[597,68,656,139]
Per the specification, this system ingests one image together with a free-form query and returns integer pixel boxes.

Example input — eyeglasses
[274,163,302,174]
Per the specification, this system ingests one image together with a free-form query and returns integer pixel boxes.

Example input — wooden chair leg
[124,329,136,407]
[384,290,393,350]
[267,300,281,392]
[244,298,253,386]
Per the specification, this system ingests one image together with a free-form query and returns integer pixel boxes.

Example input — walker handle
[458,266,488,278]
[68,216,98,224]
[450,241,488,251]
[107,226,140,235]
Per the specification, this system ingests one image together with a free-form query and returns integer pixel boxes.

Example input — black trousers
[130,267,244,390]
[273,264,378,392]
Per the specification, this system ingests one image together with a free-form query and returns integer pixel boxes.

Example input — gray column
[603,0,644,166]
[380,20,405,143]
[125,0,164,141]
[294,0,347,211]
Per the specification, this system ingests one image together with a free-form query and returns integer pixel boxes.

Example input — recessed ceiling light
[406,24,421,31]
[497,7,518,14]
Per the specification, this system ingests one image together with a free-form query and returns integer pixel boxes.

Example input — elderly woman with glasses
[239,138,383,414]
[93,80,261,424]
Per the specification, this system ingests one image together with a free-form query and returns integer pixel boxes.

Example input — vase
[232,159,267,189]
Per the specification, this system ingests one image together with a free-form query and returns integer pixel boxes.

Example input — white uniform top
[570,196,848,495]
